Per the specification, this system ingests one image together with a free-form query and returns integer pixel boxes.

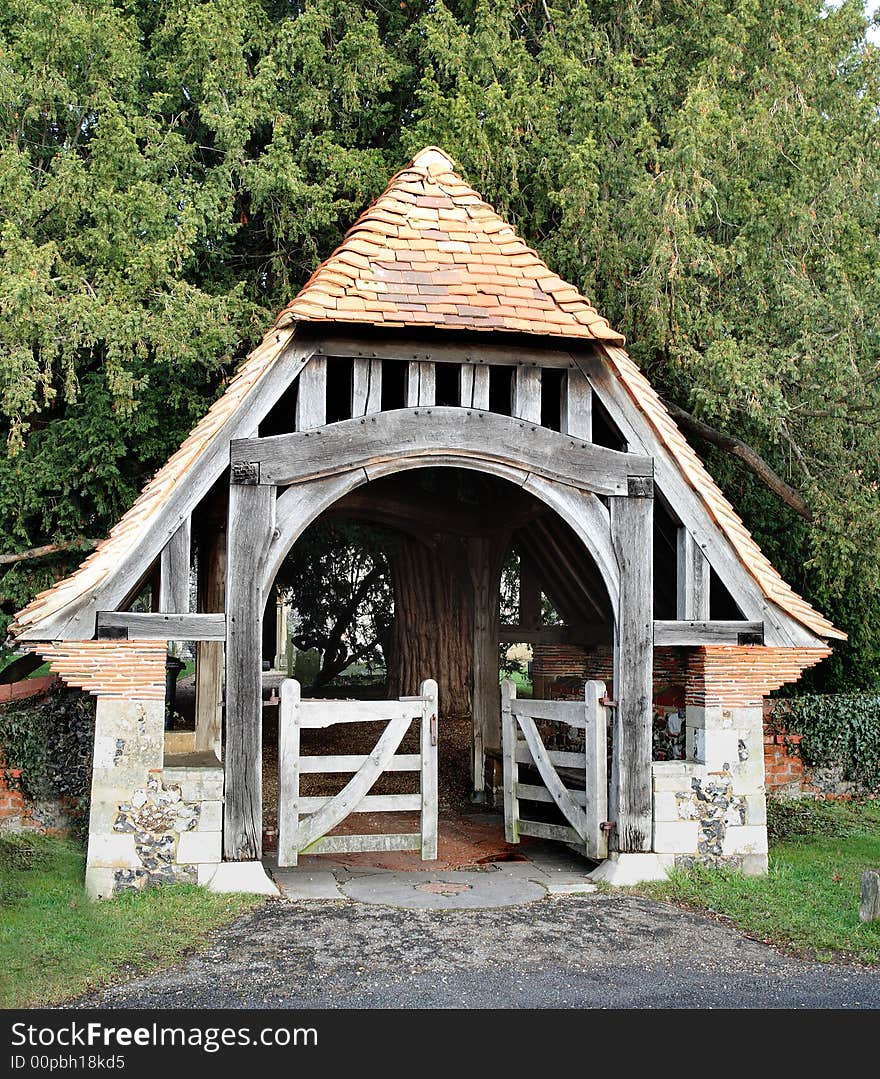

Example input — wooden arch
[224,413,655,865]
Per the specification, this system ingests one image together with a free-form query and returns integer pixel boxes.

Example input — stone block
[587,852,674,886]
[744,793,767,826]
[725,706,764,730]
[652,792,681,821]
[652,761,705,791]
[652,820,699,854]
[722,824,769,856]
[176,830,222,864]
[685,706,729,731]
[197,799,223,831]
[655,791,696,822]
[701,730,741,771]
[731,756,766,796]
[741,853,769,876]
[163,768,223,803]
[87,833,140,869]
[199,861,280,896]
[85,867,116,902]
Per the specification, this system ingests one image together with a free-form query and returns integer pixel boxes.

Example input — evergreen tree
[1,1,878,687]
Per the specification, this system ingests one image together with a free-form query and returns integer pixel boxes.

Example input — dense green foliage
[772,694,880,791]
[0,831,261,1006]
[277,520,393,684]
[1,1,879,687]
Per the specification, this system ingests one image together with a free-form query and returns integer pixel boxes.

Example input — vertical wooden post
[406,361,436,406]
[351,358,382,416]
[159,518,191,614]
[419,678,439,861]
[501,678,519,843]
[224,474,275,861]
[512,367,541,423]
[277,677,301,867]
[468,536,503,795]
[459,364,490,409]
[296,356,327,430]
[584,680,609,861]
[610,478,654,853]
[676,526,710,620]
[560,369,593,440]
[195,521,226,757]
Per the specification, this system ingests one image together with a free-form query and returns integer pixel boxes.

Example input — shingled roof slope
[274,147,624,343]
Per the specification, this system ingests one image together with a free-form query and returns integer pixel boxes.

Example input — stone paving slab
[339,869,547,909]
[270,869,344,901]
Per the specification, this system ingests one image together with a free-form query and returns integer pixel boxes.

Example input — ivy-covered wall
[766,696,880,798]
[0,686,94,834]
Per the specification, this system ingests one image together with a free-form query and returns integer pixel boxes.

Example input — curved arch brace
[233,407,652,498]
[262,457,619,622]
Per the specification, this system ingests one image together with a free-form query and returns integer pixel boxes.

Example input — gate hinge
[600,821,616,835]
[599,696,617,708]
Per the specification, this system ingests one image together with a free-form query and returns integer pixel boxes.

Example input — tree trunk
[387,533,475,719]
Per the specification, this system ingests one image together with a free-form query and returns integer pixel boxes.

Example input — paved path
[76,887,880,1009]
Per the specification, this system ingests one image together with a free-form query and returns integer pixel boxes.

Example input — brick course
[22,640,166,699]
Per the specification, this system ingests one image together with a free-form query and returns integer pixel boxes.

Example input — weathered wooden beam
[610,486,654,853]
[313,334,594,369]
[459,363,490,409]
[351,357,382,416]
[469,536,504,793]
[406,361,436,406]
[159,518,191,614]
[654,620,764,646]
[231,408,654,497]
[224,483,276,861]
[95,612,225,640]
[511,367,542,424]
[195,520,226,757]
[676,526,710,620]
[295,355,327,430]
[560,369,592,441]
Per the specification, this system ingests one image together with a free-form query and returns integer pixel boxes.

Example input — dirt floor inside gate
[260,704,530,870]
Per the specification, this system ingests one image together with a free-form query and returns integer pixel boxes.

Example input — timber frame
[222,382,657,859]
[9,146,840,894]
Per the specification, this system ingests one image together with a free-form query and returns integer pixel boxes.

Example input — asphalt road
[74,892,880,1009]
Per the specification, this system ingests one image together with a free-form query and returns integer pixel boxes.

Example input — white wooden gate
[501,679,609,861]
[277,678,438,866]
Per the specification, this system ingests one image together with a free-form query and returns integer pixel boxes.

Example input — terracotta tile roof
[601,344,844,640]
[274,147,624,344]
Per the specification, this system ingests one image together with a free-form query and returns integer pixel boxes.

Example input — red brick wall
[532,643,830,709]
[0,762,36,830]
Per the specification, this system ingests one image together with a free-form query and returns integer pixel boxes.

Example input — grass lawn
[642,799,880,965]
[0,833,264,1007]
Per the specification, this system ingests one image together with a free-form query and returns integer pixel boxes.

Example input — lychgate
[7,147,841,898]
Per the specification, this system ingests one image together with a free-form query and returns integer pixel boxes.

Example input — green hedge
[774,694,880,791]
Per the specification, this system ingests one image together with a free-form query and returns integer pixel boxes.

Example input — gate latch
[600,821,616,836]
[430,713,438,747]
